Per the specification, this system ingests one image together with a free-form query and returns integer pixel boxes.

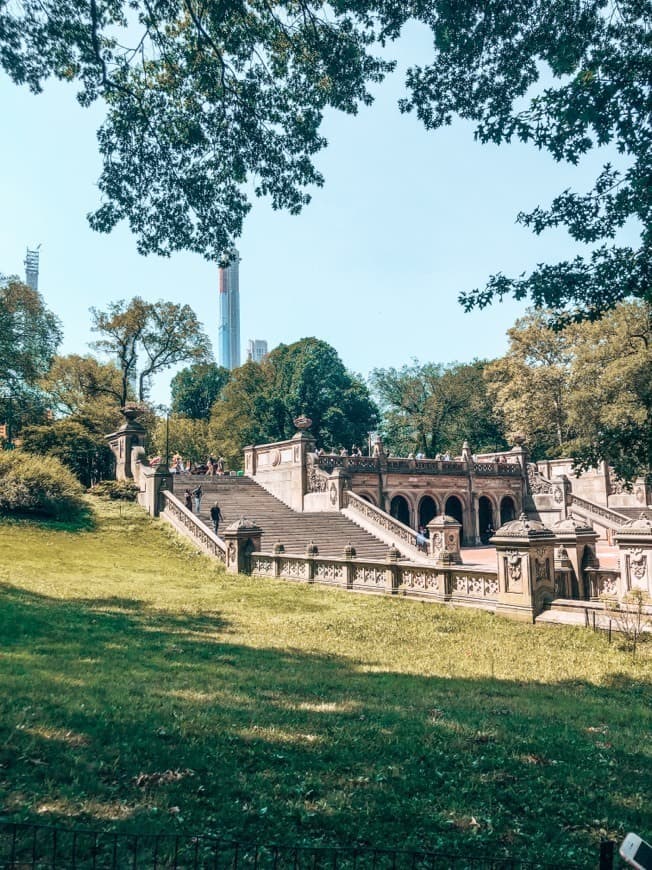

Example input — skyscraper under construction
[218,249,241,370]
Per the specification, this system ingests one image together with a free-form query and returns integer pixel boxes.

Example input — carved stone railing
[527,463,554,495]
[344,490,421,552]
[473,461,522,476]
[306,462,329,493]
[584,569,621,600]
[314,454,518,478]
[569,495,628,529]
[249,548,499,607]
[160,490,226,562]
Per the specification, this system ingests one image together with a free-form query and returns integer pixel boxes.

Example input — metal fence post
[599,839,614,870]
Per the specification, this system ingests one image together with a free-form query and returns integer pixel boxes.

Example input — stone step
[171,474,394,560]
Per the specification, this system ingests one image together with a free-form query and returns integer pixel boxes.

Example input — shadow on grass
[0,505,97,532]
[0,583,650,866]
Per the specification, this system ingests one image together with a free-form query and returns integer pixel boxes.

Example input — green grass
[0,499,650,866]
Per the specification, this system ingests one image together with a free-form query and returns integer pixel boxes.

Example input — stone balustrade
[313,453,522,478]
[344,490,422,553]
[250,546,499,608]
[160,490,226,562]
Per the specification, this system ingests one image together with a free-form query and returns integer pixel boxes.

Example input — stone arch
[418,494,438,529]
[444,494,464,539]
[358,491,376,506]
[390,493,411,527]
[500,495,517,525]
[478,495,496,542]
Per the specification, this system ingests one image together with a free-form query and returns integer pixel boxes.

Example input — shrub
[0,450,87,520]
[89,479,140,501]
[20,419,115,487]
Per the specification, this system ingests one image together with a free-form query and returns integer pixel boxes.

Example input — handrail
[344,490,422,552]
[569,494,628,527]
[314,454,520,478]
[160,490,226,561]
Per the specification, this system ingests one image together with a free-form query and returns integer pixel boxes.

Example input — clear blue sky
[0,22,638,405]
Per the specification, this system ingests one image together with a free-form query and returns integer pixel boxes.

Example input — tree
[90,297,210,403]
[170,362,230,420]
[371,360,507,457]
[0,1,391,259]
[399,0,650,325]
[2,2,648,316]
[566,301,651,483]
[20,419,115,487]
[0,280,62,440]
[208,338,378,467]
[0,280,62,395]
[151,415,210,466]
[484,312,576,459]
[40,354,125,431]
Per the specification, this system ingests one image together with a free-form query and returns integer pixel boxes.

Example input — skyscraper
[246,339,268,362]
[24,246,40,292]
[218,249,240,370]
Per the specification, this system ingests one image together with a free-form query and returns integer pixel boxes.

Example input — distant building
[246,339,268,363]
[218,249,241,370]
[24,246,40,292]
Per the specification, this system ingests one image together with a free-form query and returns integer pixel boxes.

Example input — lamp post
[157,405,170,469]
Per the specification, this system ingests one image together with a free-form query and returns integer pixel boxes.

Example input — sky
[0,21,639,406]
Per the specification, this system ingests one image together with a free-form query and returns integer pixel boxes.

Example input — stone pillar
[139,465,173,517]
[427,515,462,565]
[385,544,401,594]
[326,467,351,510]
[491,513,556,622]
[223,518,263,575]
[614,515,652,599]
[344,543,356,590]
[106,407,147,480]
[550,517,599,600]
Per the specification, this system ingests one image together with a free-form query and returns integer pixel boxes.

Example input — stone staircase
[612,506,652,521]
[173,474,396,560]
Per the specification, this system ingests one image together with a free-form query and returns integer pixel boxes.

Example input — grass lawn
[0,499,650,866]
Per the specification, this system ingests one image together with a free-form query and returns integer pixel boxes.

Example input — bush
[0,450,87,520]
[20,419,115,488]
[89,479,140,501]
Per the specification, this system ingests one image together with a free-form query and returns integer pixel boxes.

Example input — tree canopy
[209,338,378,467]
[90,296,210,403]
[170,362,230,420]
[370,360,506,458]
[2,2,648,322]
[484,303,652,481]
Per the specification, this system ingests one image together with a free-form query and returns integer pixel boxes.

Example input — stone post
[427,515,462,565]
[305,540,318,582]
[223,518,263,575]
[106,407,147,480]
[385,544,401,594]
[327,467,351,510]
[344,543,356,590]
[550,517,599,600]
[614,514,652,599]
[139,465,173,517]
[491,513,556,622]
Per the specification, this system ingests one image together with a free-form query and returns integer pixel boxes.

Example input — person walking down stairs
[192,485,203,513]
[210,502,223,536]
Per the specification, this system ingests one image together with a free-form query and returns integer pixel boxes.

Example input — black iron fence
[0,821,613,870]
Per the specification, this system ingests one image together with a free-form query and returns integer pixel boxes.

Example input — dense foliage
[170,362,230,420]
[484,302,652,481]
[370,360,507,457]
[2,2,648,323]
[89,479,140,501]
[209,338,378,467]
[20,419,115,488]
[0,450,86,519]
[0,281,62,439]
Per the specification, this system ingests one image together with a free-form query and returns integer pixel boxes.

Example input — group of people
[204,455,226,476]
